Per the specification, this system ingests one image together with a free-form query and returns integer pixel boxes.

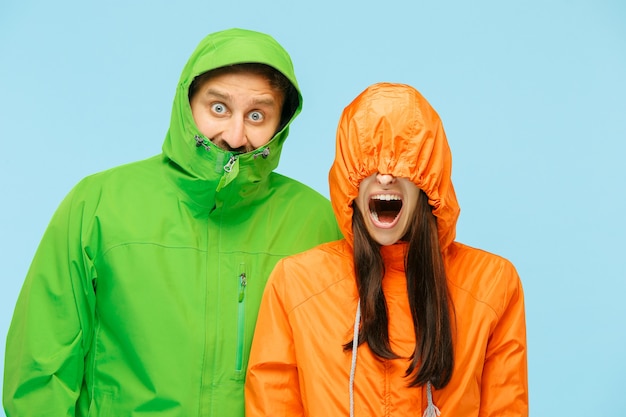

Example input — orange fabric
[246,83,528,416]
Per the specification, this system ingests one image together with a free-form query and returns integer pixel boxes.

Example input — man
[3,28,341,416]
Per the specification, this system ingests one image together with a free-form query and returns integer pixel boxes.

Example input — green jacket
[3,28,341,416]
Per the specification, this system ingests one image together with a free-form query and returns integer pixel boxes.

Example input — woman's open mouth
[369,194,403,228]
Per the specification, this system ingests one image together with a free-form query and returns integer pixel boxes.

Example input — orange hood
[329,82,460,251]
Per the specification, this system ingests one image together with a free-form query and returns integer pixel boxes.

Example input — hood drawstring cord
[349,299,441,417]
[253,147,270,159]
[423,381,441,417]
[194,135,211,151]
[349,300,361,417]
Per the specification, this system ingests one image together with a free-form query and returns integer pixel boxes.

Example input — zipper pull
[216,154,240,192]
[238,273,247,302]
[224,155,237,172]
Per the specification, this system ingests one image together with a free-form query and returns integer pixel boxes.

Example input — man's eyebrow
[205,88,230,101]
[204,88,277,107]
[251,96,277,106]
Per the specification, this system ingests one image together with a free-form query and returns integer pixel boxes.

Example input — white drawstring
[423,381,441,417]
[349,299,361,417]
[349,299,441,417]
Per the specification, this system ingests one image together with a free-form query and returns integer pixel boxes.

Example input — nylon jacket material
[3,28,342,417]
[246,83,528,416]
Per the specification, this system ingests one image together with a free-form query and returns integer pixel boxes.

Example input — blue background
[1,1,625,415]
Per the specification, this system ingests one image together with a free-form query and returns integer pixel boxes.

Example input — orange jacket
[246,83,528,416]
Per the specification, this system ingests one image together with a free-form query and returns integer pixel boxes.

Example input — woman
[245,83,528,416]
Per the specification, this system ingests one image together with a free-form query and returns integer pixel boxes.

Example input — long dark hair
[344,189,454,389]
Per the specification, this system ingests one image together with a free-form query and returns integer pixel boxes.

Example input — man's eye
[249,111,264,122]
[211,103,226,114]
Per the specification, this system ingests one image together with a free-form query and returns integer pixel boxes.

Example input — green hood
[161,28,302,208]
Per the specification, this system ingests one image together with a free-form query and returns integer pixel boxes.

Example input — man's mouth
[369,194,403,225]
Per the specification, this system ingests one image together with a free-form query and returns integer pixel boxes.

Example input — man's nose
[222,117,246,150]
[376,173,396,185]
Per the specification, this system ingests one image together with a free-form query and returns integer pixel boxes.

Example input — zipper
[216,153,240,192]
[223,154,237,172]
[235,269,247,372]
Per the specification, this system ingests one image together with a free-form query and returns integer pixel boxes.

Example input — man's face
[190,72,284,153]
[355,173,420,246]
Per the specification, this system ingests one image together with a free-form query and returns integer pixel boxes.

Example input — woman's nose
[376,173,396,185]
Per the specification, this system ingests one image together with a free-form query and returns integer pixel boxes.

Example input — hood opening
[277,81,299,132]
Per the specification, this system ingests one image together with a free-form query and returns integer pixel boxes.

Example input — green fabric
[3,28,341,416]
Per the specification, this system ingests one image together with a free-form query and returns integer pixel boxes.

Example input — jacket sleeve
[480,260,529,416]
[245,260,305,417]
[3,185,96,416]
